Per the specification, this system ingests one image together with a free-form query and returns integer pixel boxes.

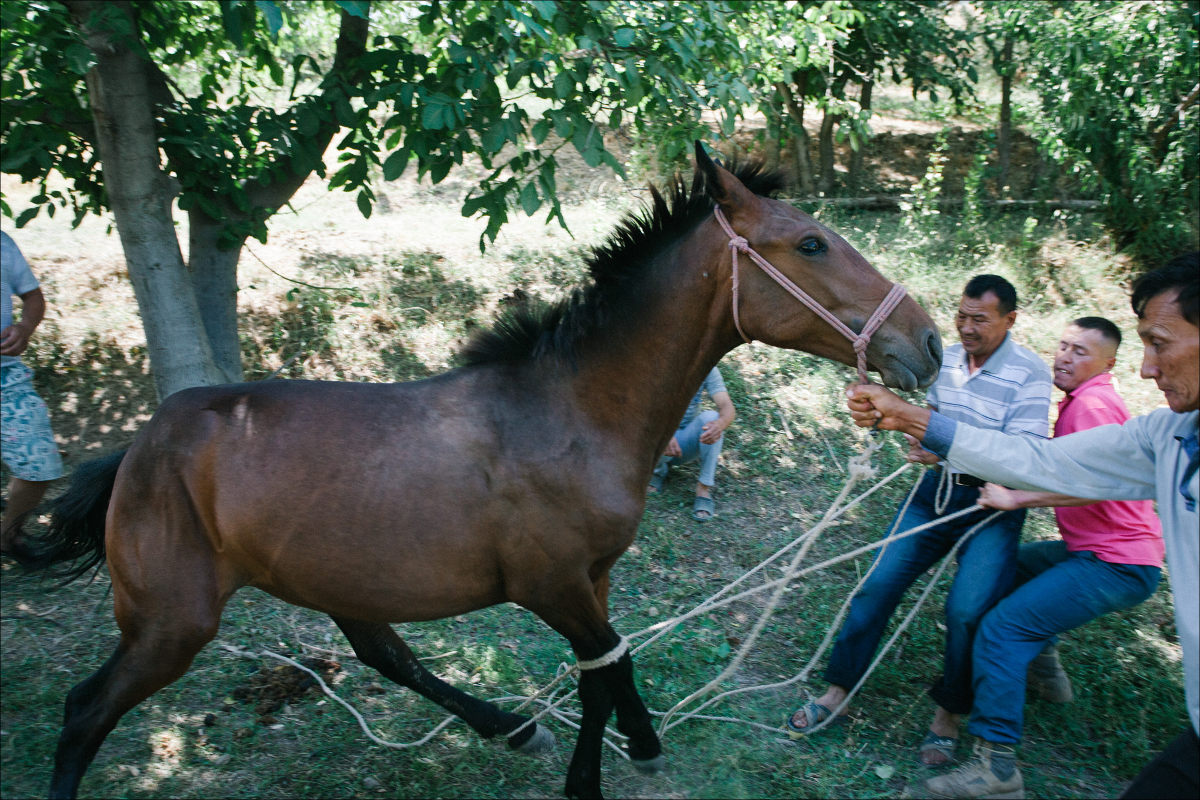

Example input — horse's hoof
[509,722,555,755]
[629,753,666,774]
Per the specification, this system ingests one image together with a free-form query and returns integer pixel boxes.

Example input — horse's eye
[798,237,826,255]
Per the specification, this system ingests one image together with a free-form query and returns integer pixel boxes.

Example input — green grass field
[0,148,1187,799]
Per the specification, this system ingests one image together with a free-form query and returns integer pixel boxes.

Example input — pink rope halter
[714,206,908,385]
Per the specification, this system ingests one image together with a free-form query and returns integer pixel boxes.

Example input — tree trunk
[817,110,839,196]
[70,0,224,399]
[996,36,1014,196]
[817,71,852,196]
[847,78,873,194]
[762,100,782,173]
[188,211,246,384]
[66,2,370,400]
[777,79,815,196]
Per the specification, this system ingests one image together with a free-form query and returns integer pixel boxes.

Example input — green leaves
[64,42,93,75]
[5,0,1041,254]
[382,148,410,181]
[518,181,541,216]
[553,70,574,99]
[419,93,463,131]
[1010,0,1199,262]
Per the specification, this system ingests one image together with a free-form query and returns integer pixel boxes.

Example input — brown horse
[30,144,941,799]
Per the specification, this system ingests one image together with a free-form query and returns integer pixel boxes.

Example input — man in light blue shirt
[847,253,1199,800]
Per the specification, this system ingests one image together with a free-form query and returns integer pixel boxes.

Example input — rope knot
[852,336,869,354]
[728,236,749,252]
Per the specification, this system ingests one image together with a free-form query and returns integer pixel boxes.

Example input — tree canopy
[2,0,830,397]
[1014,0,1199,262]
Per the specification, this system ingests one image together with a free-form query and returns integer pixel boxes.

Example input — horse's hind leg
[49,618,219,798]
[331,617,554,754]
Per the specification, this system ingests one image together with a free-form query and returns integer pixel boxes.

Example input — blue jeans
[824,469,1026,714]
[655,409,723,487]
[969,540,1160,744]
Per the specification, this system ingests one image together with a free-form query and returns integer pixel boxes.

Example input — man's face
[1054,324,1117,393]
[955,291,1015,362]
[1138,290,1200,413]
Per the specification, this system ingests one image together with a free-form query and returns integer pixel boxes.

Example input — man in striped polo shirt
[787,275,1052,770]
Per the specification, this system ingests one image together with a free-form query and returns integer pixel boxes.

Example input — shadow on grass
[241,249,489,382]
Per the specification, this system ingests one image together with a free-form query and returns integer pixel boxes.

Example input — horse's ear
[693,140,752,213]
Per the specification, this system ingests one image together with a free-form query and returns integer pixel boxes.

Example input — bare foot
[920,707,961,766]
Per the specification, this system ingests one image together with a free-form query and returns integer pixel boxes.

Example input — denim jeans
[654,409,723,487]
[969,540,1161,744]
[824,469,1026,714]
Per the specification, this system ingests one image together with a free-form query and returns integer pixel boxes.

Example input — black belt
[934,466,984,487]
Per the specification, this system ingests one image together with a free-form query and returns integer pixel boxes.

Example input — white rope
[655,437,886,733]
[658,470,928,737]
[934,462,953,515]
[576,636,629,671]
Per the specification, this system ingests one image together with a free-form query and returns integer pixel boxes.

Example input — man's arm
[845,383,1157,501]
[978,483,1100,510]
[0,287,45,357]
[700,391,735,445]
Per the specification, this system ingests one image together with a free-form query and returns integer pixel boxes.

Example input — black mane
[458,157,787,367]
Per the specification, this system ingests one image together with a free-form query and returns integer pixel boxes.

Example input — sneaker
[923,741,1024,799]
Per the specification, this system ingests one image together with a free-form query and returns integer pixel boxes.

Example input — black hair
[1131,252,1199,326]
[459,157,786,366]
[963,274,1018,314]
[1071,316,1122,348]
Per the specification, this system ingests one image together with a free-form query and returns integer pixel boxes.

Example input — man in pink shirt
[923,316,1164,798]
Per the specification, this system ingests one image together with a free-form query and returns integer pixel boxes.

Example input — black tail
[24,450,127,583]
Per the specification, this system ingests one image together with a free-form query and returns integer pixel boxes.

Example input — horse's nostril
[926,330,943,364]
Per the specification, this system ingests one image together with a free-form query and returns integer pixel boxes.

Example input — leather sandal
[785,698,845,739]
[692,495,715,521]
[918,729,958,766]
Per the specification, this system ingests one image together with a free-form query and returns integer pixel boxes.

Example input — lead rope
[713,206,908,385]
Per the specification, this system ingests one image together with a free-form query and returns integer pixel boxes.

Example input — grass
[0,145,1187,799]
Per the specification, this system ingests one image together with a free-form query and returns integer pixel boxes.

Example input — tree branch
[1150,82,1199,165]
[242,6,371,213]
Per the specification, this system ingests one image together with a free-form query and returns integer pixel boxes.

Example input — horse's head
[695,143,942,391]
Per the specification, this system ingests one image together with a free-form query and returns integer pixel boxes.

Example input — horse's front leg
[566,631,622,799]
[585,568,662,772]
[606,648,664,772]
[563,631,664,799]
